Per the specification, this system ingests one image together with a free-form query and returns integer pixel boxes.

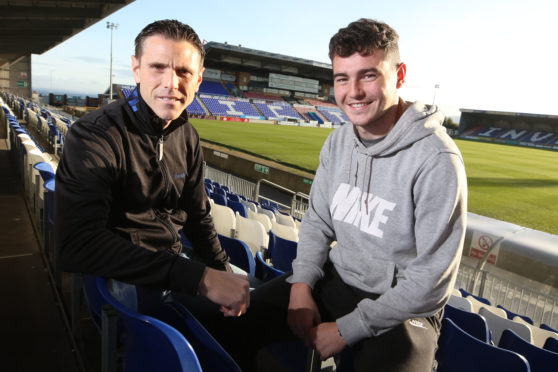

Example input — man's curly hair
[329,19,400,63]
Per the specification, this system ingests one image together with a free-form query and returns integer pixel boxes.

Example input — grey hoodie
[288,102,467,345]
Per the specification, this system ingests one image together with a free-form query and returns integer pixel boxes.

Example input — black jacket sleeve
[55,120,206,294]
[180,127,231,272]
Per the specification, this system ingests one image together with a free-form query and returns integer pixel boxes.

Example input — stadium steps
[195,95,211,116]
[0,139,83,371]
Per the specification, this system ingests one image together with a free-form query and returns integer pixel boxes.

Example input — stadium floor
[0,139,83,371]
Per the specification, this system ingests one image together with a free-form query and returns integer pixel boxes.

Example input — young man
[236,19,467,372]
[55,20,249,317]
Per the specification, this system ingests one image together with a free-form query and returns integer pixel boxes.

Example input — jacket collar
[127,85,188,137]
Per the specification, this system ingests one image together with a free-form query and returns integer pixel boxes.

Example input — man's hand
[305,322,347,360]
[287,283,321,341]
[198,267,250,317]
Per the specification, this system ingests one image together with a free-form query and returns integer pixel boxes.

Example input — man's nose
[349,80,363,97]
[164,69,179,89]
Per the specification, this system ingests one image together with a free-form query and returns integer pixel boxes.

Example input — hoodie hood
[352,101,445,157]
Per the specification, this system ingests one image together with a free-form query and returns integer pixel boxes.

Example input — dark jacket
[55,88,229,295]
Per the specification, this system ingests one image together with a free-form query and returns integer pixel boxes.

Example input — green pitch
[191,119,558,235]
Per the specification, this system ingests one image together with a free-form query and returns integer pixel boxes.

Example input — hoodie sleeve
[288,134,336,287]
[336,150,467,345]
[56,120,206,294]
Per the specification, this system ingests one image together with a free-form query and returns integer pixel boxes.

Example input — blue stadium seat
[218,234,255,276]
[500,328,558,372]
[255,251,283,282]
[436,318,530,372]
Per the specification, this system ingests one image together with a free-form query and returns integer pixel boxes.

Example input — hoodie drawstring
[366,157,373,214]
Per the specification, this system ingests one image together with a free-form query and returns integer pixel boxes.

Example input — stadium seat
[227,200,248,218]
[255,251,284,282]
[543,336,558,353]
[270,221,299,242]
[498,305,534,324]
[209,201,236,238]
[91,276,203,372]
[447,295,473,312]
[466,295,506,316]
[479,307,532,346]
[275,212,297,229]
[443,303,491,343]
[257,207,276,223]
[210,192,227,206]
[235,213,268,256]
[500,328,558,372]
[268,230,297,272]
[512,316,558,348]
[435,318,530,372]
[247,209,271,233]
[218,234,256,276]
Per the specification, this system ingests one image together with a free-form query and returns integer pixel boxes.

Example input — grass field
[190,119,558,235]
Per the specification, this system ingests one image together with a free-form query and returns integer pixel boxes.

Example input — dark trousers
[218,262,442,372]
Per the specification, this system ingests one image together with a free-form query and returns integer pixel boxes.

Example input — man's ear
[396,62,407,89]
[196,67,205,93]
[131,55,140,84]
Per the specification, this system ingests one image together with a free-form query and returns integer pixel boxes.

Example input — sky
[31,0,558,118]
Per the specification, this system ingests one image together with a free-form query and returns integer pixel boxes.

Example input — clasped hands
[287,283,347,360]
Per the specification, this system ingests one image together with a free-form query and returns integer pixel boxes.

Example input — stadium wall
[201,141,314,196]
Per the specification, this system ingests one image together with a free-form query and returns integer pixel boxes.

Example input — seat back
[513,316,558,348]
[153,302,241,372]
[447,295,473,312]
[543,336,558,353]
[269,230,297,272]
[235,213,268,256]
[271,221,299,242]
[257,207,276,223]
[444,304,491,343]
[210,192,227,206]
[228,200,248,218]
[255,251,284,282]
[210,202,236,238]
[218,234,256,276]
[500,328,558,372]
[247,209,271,232]
[93,276,202,372]
[436,318,530,372]
[466,295,506,317]
[479,306,532,345]
[275,212,296,229]
[498,305,534,324]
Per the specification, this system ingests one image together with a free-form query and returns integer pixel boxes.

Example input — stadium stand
[199,95,263,118]
[199,81,230,96]
[252,100,303,120]
[317,106,350,124]
[186,96,208,116]
[243,91,284,101]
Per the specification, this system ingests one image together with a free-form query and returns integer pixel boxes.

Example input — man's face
[333,49,405,137]
[132,35,204,126]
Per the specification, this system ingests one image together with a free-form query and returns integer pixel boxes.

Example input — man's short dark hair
[134,19,206,63]
[329,19,400,63]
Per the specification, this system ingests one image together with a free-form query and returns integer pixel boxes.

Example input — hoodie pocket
[335,247,396,294]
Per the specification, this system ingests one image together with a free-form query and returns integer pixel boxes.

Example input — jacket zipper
[157,135,171,198]
[155,135,177,244]
[153,210,179,244]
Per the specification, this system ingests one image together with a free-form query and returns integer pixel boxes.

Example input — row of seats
[438,287,558,371]
[204,177,301,276]
[2,100,256,371]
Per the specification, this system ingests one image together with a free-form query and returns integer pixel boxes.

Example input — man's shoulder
[72,99,130,132]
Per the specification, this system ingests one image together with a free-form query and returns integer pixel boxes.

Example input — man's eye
[364,74,376,80]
